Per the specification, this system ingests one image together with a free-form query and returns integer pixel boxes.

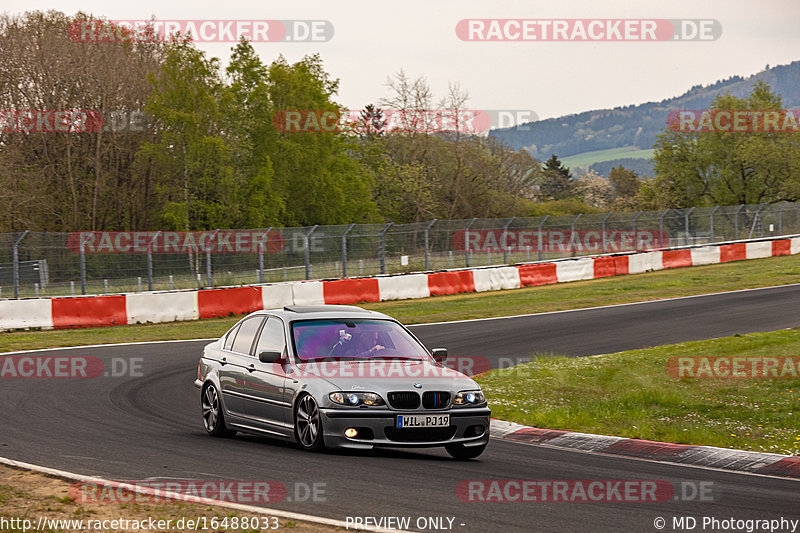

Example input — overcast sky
[6,1,800,121]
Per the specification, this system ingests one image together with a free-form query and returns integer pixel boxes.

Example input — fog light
[344,428,358,438]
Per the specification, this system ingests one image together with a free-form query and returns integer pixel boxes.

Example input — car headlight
[329,392,385,406]
[453,390,486,406]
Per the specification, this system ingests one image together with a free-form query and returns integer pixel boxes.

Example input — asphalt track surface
[2,285,800,532]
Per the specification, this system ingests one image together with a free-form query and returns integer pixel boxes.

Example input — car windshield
[291,319,431,362]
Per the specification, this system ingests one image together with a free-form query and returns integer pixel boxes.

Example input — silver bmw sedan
[195,305,490,459]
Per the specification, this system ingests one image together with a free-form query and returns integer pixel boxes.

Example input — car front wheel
[202,383,236,437]
[295,394,325,451]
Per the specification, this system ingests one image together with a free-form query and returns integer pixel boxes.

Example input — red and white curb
[491,419,800,479]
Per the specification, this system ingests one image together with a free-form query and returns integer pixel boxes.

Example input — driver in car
[329,329,385,357]
[359,331,385,356]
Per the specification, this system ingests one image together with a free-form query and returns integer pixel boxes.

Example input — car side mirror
[259,350,284,364]
[431,348,448,362]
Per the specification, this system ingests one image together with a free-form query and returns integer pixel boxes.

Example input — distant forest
[589,158,653,178]
[491,61,800,160]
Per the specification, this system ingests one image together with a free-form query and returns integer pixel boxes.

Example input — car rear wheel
[202,383,236,437]
[295,394,325,451]
[445,442,487,460]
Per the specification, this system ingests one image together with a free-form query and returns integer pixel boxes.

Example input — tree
[608,165,643,209]
[653,80,800,207]
[575,170,614,209]
[609,166,641,198]
[265,54,377,225]
[539,154,574,200]
[221,39,283,228]
[0,11,163,231]
[136,39,235,230]
[355,104,386,138]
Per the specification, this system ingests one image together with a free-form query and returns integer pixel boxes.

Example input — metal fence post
[570,214,582,255]
[379,222,393,275]
[537,215,549,261]
[734,204,745,240]
[304,225,319,280]
[147,231,161,291]
[684,207,695,245]
[777,201,786,234]
[257,227,272,284]
[502,217,515,264]
[424,219,437,271]
[12,230,28,298]
[601,213,611,253]
[748,204,765,239]
[631,212,641,250]
[658,209,669,247]
[341,223,355,278]
[463,218,477,267]
[206,229,219,289]
[79,234,92,295]
[709,205,719,243]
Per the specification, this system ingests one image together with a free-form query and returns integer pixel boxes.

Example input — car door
[219,315,265,419]
[243,316,290,432]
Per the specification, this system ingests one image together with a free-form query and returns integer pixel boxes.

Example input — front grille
[387,391,421,410]
[384,426,457,442]
[422,391,450,409]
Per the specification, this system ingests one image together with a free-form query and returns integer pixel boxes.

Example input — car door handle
[247,364,256,373]
[220,357,227,366]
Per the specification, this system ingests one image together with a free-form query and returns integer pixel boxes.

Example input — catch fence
[1,202,798,298]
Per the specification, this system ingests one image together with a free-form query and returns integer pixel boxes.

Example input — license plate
[396,414,450,428]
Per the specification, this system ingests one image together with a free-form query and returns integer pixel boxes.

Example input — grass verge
[1,254,799,353]
[0,464,347,532]
[477,328,800,455]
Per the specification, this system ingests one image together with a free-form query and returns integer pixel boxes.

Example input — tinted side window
[231,316,265,355]
[223,323,241,351]
[254,317,287,356]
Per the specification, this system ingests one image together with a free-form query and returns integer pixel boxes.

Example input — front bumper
[319,406,491,449]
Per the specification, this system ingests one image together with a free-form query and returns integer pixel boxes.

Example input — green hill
[491,60,800,176]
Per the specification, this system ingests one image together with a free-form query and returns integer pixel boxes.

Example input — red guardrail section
[52,295,128,329]
[516,263,557,286]
[720,243,747,262]
[592,256,617,278]
[427,270,476,296]
[772,239,792,256]
[662,249,693,269]
[323,278,380,305]
[197,286,263,319]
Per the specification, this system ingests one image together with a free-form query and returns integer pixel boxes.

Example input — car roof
[257,304,393,322]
